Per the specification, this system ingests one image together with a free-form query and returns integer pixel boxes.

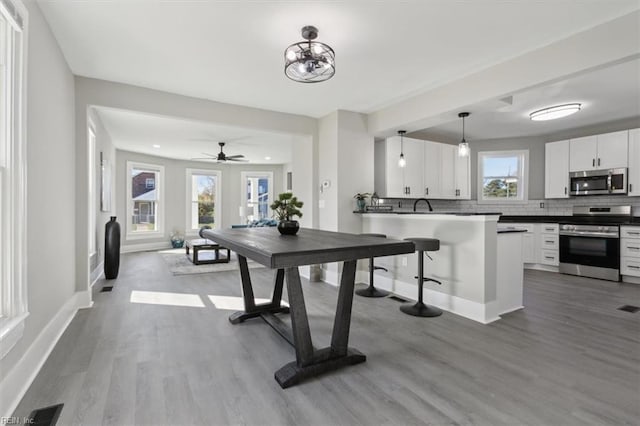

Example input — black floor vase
[104,216,121,279]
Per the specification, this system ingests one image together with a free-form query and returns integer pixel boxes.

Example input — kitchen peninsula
[360,212,524,323]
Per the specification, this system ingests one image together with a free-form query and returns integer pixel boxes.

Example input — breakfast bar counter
[360,213,523,323]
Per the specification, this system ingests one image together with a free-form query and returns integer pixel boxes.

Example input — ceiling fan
[192,142,247,162]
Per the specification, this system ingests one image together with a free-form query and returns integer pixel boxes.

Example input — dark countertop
[497,229,528,234]
[354,211,502,216]
[499,215,640,225]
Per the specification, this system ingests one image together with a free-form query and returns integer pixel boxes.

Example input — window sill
[0,312,29,360]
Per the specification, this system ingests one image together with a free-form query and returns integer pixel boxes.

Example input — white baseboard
[90,263,104,288]
[121,241,170,253]
[0,290,90,418]
[622,275,640,284]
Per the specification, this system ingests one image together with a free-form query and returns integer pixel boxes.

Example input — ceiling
[38,0,639,119]
[414,59,640,142]
[94,108,294,164]
[39,1,640,160]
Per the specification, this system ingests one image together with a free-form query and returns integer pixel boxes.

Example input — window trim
[0,0,28,360]
[477,150,529,204]
[126,161,164,240]
[240,171,274,221]
[185,168,222,236]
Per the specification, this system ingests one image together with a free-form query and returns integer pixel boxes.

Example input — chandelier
[284,26,335,83]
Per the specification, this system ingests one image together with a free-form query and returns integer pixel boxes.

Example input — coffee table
[185,238,230,265]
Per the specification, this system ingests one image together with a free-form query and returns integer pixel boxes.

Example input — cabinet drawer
[622,239,640,258]
[540,250,559,266]
[540,234,558,250]
[621,257,640,277]
[621,227,640,239]
[540,223,559,234]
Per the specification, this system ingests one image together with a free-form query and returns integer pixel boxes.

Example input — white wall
[115,150,284,250]
[87,108,116,282]
[1,0,80,409]
[74,77,317,294]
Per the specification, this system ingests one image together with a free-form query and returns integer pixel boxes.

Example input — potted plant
[353,192,371,212]
[270,192,304,235]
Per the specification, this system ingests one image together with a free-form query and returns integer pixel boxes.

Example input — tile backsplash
[376,195,640,216]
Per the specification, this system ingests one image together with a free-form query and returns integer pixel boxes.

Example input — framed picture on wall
[100,152,111,212]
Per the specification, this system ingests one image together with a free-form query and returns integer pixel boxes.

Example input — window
[126,162,164,237]
[241,172,273,221]
[478,150,528,203]
[186,169,221,232]
[0,0,27,359]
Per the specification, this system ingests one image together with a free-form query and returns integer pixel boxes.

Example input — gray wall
[0,0,77,380]
[115,150,284,249]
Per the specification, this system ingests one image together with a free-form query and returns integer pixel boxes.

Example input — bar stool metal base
[355,285,389,298]
[400,301,443,317]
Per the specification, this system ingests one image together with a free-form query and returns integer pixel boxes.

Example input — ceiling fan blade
[226,154,245,159]
[227,158,248,162]
[191,157,217,160]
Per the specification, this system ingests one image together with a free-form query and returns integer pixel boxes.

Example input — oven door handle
[559,231,619,238]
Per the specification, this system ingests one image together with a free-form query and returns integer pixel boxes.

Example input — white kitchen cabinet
[455,152,471,199]
[537,223,559,266]
[403,138,424,197]
[628,128,640,196]
[522,233,536,264]
[383,137,405,197]
[597,131,629,169]
[440,144,457,198]
[545,140,570,198]
[569,135,598,171]
[569,131,628,171]
[423,141,441,198]
[621,226,640,278]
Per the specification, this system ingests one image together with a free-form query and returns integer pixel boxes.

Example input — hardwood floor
[13,251,640,425]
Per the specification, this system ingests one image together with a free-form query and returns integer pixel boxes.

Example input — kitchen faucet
[413,198,433,212]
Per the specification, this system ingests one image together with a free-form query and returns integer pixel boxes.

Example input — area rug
[159,249,264,276]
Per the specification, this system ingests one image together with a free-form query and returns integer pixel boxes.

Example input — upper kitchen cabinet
[629,128,640,196]
[381,136,424,197]
[441,144,471,199]
[545,140,570,198]
[455,151,471,199]
[423,141,442,198]
[569,131,628,171]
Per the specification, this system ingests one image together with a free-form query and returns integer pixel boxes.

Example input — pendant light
[398,130,407,168]
[458,112,470,157]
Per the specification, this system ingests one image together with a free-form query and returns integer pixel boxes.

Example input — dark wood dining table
[201,227,415,388]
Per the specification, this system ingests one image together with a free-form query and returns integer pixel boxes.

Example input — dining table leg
[228,255,290,324]
[274,260,366,389]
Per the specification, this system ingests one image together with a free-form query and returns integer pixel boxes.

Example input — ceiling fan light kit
[284,25,335,83]
[192,142,247,162]
[458,112,470,157]
[529,103,581,121]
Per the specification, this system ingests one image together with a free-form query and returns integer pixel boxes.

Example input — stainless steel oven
[569,168,627,196]
[559,224,620,281]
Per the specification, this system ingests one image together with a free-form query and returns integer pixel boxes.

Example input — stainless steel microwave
[569,168,627,196]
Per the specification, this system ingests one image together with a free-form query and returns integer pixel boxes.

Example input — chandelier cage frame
[284,26,335,83]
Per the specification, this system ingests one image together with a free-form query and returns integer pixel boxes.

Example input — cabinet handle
[597,158,601,166]
[545,227,554,231]
[592,159,595,167]
[545,256,555,260]
[629,265,640,269]
[545,240,554,243]
[425,187,429,195]
[564,187,567,195]
[628,231,640,235]
[630,184,633,193]
[628,247,640,251]
[408,187,410,195]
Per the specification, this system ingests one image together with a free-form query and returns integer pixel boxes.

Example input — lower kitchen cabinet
[621,226,640,278]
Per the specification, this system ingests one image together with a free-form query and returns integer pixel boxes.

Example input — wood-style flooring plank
[11,250,640,425]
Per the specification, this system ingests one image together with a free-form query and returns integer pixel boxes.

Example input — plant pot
[356,198,366,212]
[278,220,300,235]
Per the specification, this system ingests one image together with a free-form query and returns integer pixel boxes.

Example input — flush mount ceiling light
[530,103,581,121]
[458,112,470,157]
[398,130,407,168]
[284,25,335,83]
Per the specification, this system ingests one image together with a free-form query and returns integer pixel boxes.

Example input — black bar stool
[400,237,443,317]
[356,233,389,298]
